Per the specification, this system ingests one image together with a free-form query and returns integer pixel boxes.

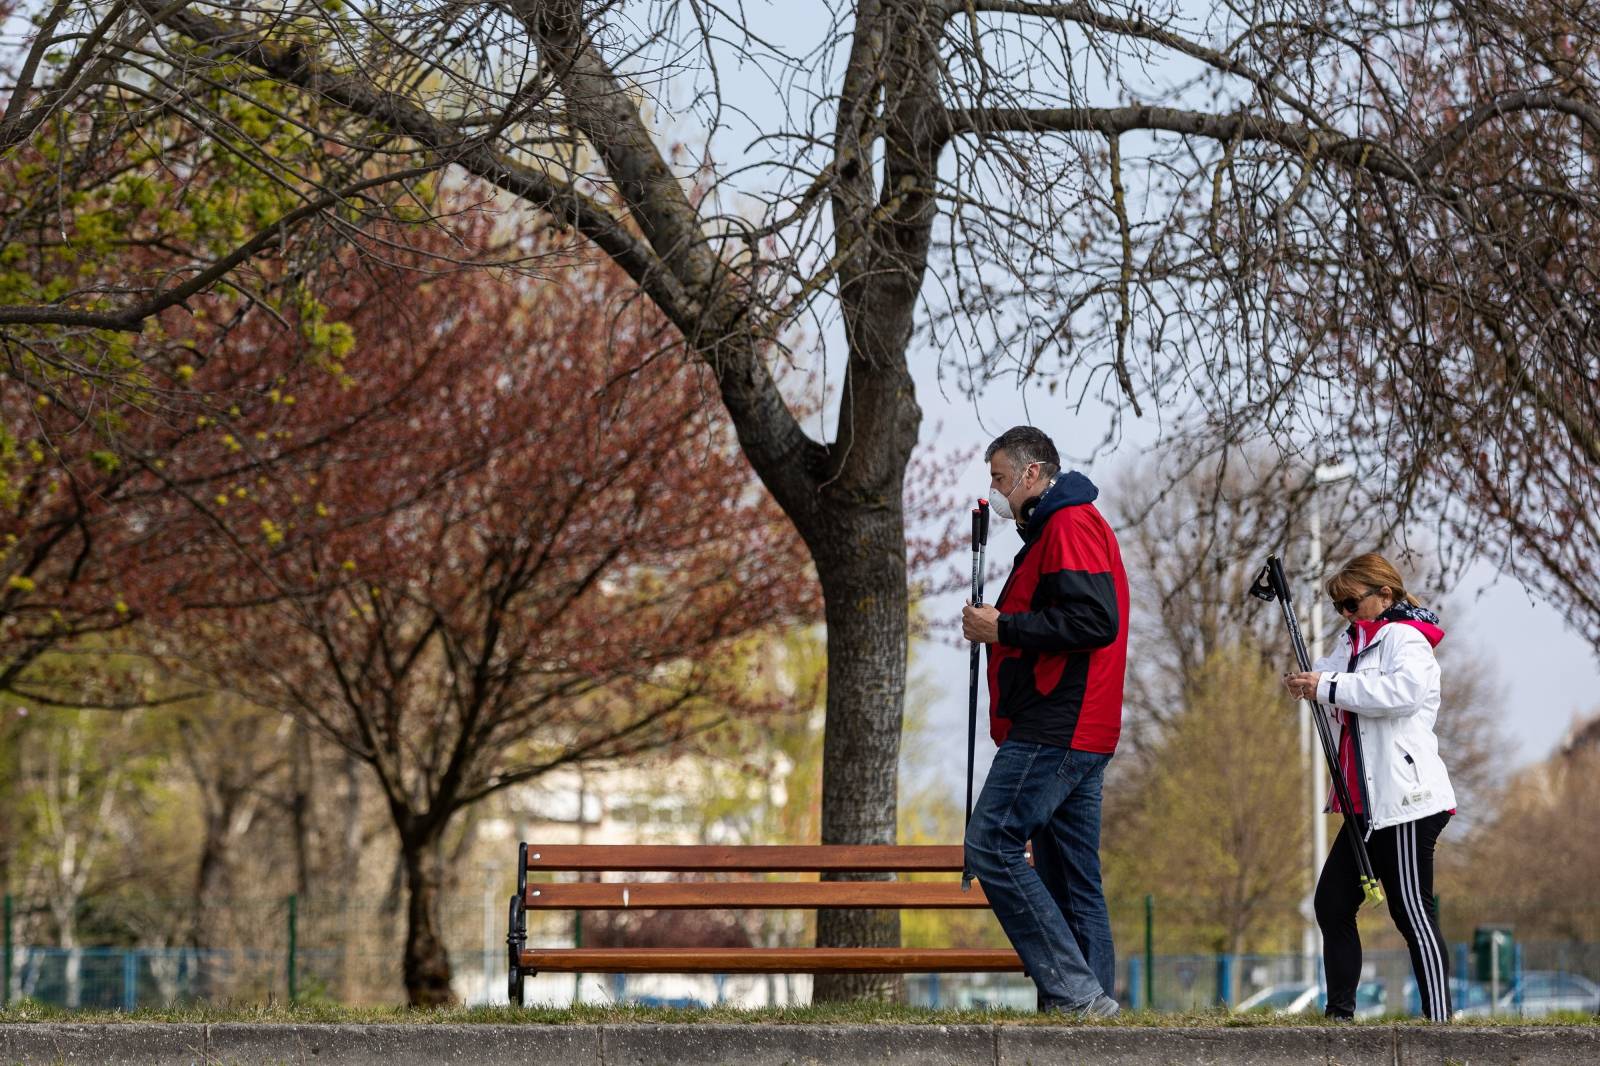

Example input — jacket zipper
[984,530,1036,713]
[1345,635,1378,840]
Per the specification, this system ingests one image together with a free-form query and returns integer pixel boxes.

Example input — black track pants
[1315,810,1453,1021]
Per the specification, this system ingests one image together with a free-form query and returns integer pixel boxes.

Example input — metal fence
[3,893,1596,1014]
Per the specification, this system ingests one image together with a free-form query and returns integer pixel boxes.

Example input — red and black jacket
[987,471,1129,754]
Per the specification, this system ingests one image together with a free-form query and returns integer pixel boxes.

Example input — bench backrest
[517,843,993,909]
[505,842,1025,994]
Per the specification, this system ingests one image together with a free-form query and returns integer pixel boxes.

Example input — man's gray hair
[985,426,1061,478]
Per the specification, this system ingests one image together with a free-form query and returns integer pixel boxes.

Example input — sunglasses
[1331,590,1379,614]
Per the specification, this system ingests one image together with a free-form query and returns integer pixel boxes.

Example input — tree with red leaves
[128,223,820,1005]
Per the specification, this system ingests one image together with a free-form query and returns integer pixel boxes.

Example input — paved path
[3,1022,1598,1064]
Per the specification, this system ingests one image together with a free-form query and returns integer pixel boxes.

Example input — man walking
[961,426,1129,1016]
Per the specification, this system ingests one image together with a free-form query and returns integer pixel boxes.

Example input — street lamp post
[1300,461,1353,983]
[482,862,499,1005]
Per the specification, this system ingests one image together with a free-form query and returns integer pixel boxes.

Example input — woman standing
[1282,552,1457,1022]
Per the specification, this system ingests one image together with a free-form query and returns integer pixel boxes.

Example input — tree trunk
[811,503,911,1002]
[0,722,14,896]
[338,754,362,1001]
[803,0,939,1001]
[56,906,80,1009]
[188,808,228,999]
[400,832,454,1007]
[289,719,313,896]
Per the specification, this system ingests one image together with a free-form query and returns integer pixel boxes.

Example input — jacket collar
[1347,603,1445,651]
[1017,470,1098,542]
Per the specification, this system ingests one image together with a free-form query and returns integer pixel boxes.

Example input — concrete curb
[2,1022,1598,1065]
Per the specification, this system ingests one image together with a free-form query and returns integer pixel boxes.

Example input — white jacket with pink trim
[1311,621,1457,833]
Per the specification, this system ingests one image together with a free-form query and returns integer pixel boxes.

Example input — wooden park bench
[505,843,1022,1003]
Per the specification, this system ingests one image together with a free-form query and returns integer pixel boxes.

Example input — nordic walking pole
[1250,554,1386,908]
[965,498,990,830]
[962,499,990,892]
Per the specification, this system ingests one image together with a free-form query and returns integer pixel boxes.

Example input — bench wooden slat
[523,845,965,873]
[518,947,1022,974]
[524,880,991,910]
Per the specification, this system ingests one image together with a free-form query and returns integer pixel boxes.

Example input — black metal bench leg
[506,893,526,1005]
[507,841,529,1006]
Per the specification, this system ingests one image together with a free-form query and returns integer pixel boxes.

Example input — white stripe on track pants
[1315,810,1454,1021]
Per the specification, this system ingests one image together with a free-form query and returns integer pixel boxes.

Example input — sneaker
[1074,993,1121,1018]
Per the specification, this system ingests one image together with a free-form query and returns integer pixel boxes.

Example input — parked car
[1454,971,1600,1019]
[1450,978,1493,1016]
[627,994,708,1009]
[1233,981,1386,1018]
[1401,976,1491,1018]
[950,981,1037,1011]
[1235,983,1319,1014]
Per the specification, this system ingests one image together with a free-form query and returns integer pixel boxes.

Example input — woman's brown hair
[1325,553,1421,607]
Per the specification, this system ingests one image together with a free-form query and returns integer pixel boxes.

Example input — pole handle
[971,500,991,606]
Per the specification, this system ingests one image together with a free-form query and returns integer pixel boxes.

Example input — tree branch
[944,104,1417,183]
[0,166,436,330]
[956,0,1336,136]
[144,3,700,331]
[1414,90,1600,176]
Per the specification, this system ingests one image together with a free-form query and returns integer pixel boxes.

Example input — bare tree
[8,698,162,1007]
[1443,712,1600,942]
[1106,645,1308,956]
[170,692,291,997]
[5,0,1598,996]
[1108,451,1377,748]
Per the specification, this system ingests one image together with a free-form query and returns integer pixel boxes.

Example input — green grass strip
[0,1001,1596,1027]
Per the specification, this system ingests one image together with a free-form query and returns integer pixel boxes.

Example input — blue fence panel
[3,942,1595,1013]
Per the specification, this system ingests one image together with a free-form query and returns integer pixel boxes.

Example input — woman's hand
[1283,671,1323,701]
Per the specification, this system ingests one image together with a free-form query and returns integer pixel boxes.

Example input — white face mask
[988,487,1016,523]
[987,462,1038,524]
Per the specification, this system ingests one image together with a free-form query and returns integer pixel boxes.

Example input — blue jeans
[964,741,1116,1010]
